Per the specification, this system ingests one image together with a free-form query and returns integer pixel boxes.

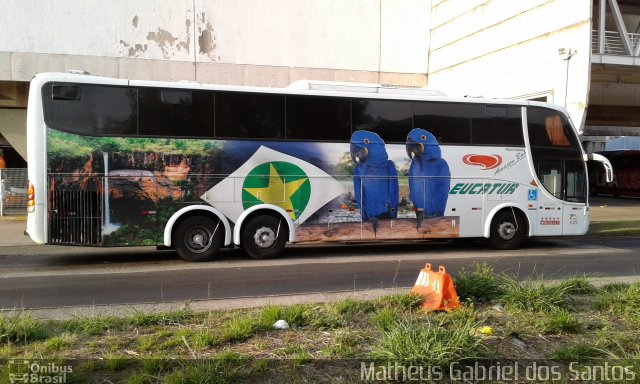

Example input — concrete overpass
[587,0,640,145]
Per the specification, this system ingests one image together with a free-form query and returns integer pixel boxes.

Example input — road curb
[2,288,408,320]
[5,276,640,320]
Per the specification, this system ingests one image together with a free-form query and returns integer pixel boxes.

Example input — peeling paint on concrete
[146,28,191,58]
[120,40,148,58]
[197,13,217,61]
[116,11,193,60]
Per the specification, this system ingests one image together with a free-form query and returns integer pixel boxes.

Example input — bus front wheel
[489,210,525,250]
[174,215,223,262]
[241,214,288,260]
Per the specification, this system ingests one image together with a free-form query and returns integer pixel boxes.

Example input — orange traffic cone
[410,263,460,311]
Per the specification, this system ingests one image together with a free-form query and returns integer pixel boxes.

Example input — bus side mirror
[586,153,614,183]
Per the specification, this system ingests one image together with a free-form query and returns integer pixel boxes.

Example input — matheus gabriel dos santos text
[361,361,637,382]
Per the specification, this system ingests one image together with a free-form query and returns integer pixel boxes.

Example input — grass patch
[322,330,363,358]
[549,343,604,362]
[499,274,574,312]
[63,315,124,336]
[556,274,598,295]
[257,303,310,330]
[370,313,488,365]
[371,307,399,332]
[588,220,640,236]
[0,312,49,344]
[540,309,583,334]
[595,282,640,322]
[377,292,423,312]
[5,270,640,382]
[129,307,195,327]
[454,262,503,302]
[221,317,259,343]
[45,332,78,351]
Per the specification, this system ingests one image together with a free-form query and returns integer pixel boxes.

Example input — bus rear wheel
[241,214,287,260]
[489,210,525,250]
[174,215,223,262]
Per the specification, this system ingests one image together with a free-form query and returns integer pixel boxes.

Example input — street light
[559,48,577,107]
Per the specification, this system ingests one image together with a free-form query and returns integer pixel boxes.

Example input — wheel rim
[253,226,276,249]
[185,226,213,253]
[497,221,516,241]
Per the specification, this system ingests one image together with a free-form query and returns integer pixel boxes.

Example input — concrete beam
[583,125,640,136]
[0,109,27,160]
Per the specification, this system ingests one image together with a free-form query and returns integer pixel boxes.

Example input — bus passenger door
[562,159,588,235]
[537,159,587,235]
[536,160,564,235]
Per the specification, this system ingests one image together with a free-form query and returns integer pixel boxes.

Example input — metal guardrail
[592,29,640,56]
[0,168,28,216]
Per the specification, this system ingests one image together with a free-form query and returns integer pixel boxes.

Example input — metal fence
[0,168,28,216]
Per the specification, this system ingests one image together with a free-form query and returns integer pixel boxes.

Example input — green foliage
[48,130,221,158]
[371,307,399,332]
[47,131,93,161]
[221,317,258,343]
[557,274,597,295]
[0,313,48,344]
[499,275,574,312]
[190,329,220,349]
[596,283,640,321]
[333,298,376,317]
[322,330,364,358]
[129,307,194,327]
[162,356,251,384]
[103,354,130,371]
[378,293,424,312]
[454,262,503,302]
[279,304,310,328]
[370,314,488,365]
[45,332,78,351]
[549,343,604,363]
[258,305,282,330]
[540,310,583,334]
[63,315,124,336]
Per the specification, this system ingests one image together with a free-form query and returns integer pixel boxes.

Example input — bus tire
[489,210,525,250]
[174,215,223,262]
[241,214,287,260]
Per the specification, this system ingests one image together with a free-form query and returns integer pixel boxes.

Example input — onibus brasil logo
[242,161,311,220]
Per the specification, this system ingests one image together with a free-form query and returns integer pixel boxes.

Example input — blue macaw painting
[350,130,399,233]
[406,128,451,228]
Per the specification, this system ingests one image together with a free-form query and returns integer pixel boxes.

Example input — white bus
[26,72,613,261]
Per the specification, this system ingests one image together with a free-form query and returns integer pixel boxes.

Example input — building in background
[1,0,640,160]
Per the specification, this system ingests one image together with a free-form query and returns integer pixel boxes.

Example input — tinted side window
[138,88,214,137]
[471,105,524,146]
[286,96,350,140]
[216,92,285,139]
[352,99,412,142]
[413,102,471,144]
[43,83,137,135]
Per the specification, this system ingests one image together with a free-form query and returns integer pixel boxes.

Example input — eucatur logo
[462,154,503,170]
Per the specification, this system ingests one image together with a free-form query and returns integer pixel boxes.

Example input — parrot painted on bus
[350,130,399,234]
[406,128,451,228]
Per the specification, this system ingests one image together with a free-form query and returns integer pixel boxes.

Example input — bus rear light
[27,181,35,212]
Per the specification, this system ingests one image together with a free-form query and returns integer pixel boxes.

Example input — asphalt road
[1,236,639,310]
